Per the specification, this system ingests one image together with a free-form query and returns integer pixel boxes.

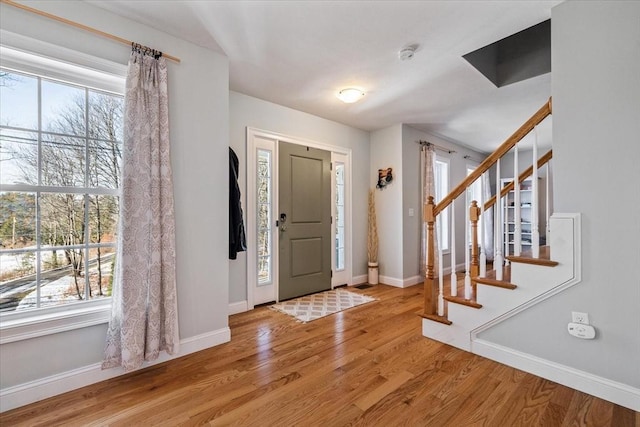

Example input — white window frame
[331,152,349,287]
[0,32,126,344]
[256,148,274,287]
[434,156,450,252]
[466,162,483,247]
[466,163,483,207]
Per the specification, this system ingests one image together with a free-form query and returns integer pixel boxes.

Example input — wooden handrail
[433,98,552,217]
[483,149,553,211]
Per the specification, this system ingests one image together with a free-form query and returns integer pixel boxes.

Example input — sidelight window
[256,149,272,285]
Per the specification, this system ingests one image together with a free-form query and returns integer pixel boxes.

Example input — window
[256,149,272,285]
[466,165,483,207]
[466,165,483,243]
[0,49,124,318]
[334,162,345,271]
[434,158,449,251]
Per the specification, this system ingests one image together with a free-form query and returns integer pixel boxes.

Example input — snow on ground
[0,246,55,274]
[13,260,113,310]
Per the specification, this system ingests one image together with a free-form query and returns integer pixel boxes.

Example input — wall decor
[377,167,393,189]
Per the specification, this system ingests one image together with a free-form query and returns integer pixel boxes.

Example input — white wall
[229,91,370,303]
[0,1,229,390]
[401,126,422,280]
[479,0,640,390]
[370,125,403,282]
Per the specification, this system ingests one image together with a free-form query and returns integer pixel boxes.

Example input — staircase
[421,98,582,352]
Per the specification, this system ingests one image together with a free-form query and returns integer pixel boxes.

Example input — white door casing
[246,128,352,308]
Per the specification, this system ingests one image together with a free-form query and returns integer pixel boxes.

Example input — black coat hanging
[229,147,246,259]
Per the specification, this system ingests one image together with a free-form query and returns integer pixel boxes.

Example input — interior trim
[472,339,640,411]
[0,327,231,412]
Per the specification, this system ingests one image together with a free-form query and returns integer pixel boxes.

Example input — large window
[0,63,123,314]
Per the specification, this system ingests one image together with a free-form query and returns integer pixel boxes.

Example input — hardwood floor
[1,284,637,426]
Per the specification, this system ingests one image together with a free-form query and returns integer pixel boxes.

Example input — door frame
[246,127,353,309]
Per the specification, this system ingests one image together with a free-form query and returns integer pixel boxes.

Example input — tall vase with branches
[367,189,379,284]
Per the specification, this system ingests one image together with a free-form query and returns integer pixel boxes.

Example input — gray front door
[278,141,331,301]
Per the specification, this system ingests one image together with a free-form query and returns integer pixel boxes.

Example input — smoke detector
[399,45,418,61]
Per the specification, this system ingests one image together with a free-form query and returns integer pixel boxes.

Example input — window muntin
[0,68,122,313]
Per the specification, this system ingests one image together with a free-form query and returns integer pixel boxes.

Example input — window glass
[0,68,123,313]
[0,128,38,185]
[335,162,345,271]
[0,72,38,129]
[435,159,449,251]
[257,149,272,286]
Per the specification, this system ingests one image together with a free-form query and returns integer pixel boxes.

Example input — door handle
[279,213,287,232]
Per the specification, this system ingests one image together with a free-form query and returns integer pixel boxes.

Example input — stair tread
[474,266,517,289]
[444,294,482,309]
[507,246,559,267]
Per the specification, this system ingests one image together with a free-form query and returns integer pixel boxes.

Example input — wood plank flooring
[1,284,637,426]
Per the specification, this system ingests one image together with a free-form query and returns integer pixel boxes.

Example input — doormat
[270,289,376,323]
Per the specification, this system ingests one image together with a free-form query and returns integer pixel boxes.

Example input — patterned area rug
[270,289,376,323]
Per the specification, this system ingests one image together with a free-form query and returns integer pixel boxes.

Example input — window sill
[0,302,111,345]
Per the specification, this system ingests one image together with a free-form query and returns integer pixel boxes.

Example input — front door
[278,141,331,300]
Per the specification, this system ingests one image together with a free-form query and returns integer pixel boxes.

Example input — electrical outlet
[572,311,589,325]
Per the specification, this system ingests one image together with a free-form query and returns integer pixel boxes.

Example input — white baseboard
[228,300,248,315]
[0,327,231,413]
[351,274,367,285]
[379,275,405,288]
[402,275,422,287]
[472,338,640,411]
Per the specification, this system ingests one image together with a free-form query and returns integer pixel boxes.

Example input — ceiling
[86,0,561,153]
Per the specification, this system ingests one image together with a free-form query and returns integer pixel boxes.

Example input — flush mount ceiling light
[337,88,365,103]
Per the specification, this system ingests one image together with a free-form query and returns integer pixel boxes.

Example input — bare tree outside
[0,69,122,310]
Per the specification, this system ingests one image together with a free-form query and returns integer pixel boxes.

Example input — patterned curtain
[420,144,438,276]
[103,49,179,371]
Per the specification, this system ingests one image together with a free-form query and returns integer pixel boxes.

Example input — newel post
[423,196,437,317]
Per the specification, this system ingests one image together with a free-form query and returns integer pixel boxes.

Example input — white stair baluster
[464,192,472,299]
[514,145,521,256]
[494,158,504,280]
[532,127,540,258]
[450,200,457,297]
[479,173,487,277]
[546,160,551,237]
[437,220,444,316]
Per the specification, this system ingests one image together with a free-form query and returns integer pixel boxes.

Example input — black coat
[229,147,246,259]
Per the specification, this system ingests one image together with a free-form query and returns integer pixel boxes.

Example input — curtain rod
[417,140,456,154]
[1,0,181,63]
[463,155,483,163]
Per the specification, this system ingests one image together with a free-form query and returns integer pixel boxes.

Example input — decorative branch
[367,189,378,264]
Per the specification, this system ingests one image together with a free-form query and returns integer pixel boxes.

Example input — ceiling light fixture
[337,88,365,103]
